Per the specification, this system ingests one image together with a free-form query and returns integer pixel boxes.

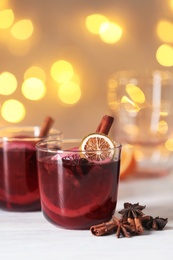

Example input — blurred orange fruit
[120,145,136,180]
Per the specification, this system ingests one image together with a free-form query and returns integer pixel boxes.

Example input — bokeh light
[51,60,74,83]
[170,0,173,11]
[85,14,108,34]
[0,0,8,9]
[157,20,173,43]
[121,95,140,112]
[10,19,34,40]
[58,81,81,105]
[21,78,46,100]
[107,78,119,111]
[0,9,14,29]
[99,21,122,44]
[71,73,81,85]
[1,99,26,123]
[156,44,173,66]
[126,84,145,103]
[165,138,173,151]
[158,120,168,135]
[24,66,46,82]
[0,72,17,95]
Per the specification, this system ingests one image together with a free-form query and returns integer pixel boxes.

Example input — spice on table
[141,215,168,230]
[90,218,117,236]
[90,201,168,238]
[118,202,145,235]
[113,217,133,238]
[90,216,133,238]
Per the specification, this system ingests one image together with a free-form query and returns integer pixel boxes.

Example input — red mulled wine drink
[36,137,121,229]
[0,126,61,211]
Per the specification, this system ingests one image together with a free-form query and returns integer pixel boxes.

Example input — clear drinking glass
[36,139,121,230]
[0,126,62,211]
[108,69,173,176]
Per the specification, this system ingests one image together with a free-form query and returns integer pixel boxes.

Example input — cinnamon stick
[39,116,55,137]
[96,115,114,135]
[90,219,117,236]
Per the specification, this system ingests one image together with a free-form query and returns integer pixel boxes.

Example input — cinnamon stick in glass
[96,115,114,135]
[39,116,55,137]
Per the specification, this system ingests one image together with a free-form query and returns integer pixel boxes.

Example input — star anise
[118,202,146,234]
[90,216,133,238]
[141,215,168,230]
[113,217,133,238]
[90,202,168,239]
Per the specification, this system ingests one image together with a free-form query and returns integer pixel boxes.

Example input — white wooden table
[1,173,173,260]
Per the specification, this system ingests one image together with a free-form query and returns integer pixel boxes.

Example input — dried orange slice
[120,145,136,179]
[79,133,115,162]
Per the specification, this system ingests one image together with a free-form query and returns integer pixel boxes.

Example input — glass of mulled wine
[0,126,62,211]
[36,138,121,230]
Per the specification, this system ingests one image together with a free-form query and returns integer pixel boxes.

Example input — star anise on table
[118,202,146,234]
[90,202,168,239]
[90,216,134,238]
[141,215,168,230]
[113,217,133,238]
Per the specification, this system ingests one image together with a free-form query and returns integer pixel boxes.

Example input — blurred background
[0,0,173,138]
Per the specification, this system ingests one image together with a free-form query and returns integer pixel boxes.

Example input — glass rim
[0,125,62,141]
[35,138,122,153]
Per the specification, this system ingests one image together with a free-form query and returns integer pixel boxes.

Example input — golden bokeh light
[107,93,118,111]
[107,78,119,111]
[160,111,169,117]
[85,14,108,34]
[0,9,14,29]
[157,20,173,43]
[51,60,74,83]
[0,72,17,95]
[158,120,168,134]
[99,21,122,44]
[8,38,31,56]
[1,99,26,123]
[58,81,81,105]
[156,44,173,67]
[10,19,34,40]
[21,78,46,100]
[165,138,173,151]
[24,66,46,82]
[170,0,173,10]
[126,84,145,104]
[71,73,81,85]
[121,95,140,112]
[0,0,8,9]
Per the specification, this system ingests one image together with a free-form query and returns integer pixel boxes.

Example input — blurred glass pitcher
[108,69,173,177]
